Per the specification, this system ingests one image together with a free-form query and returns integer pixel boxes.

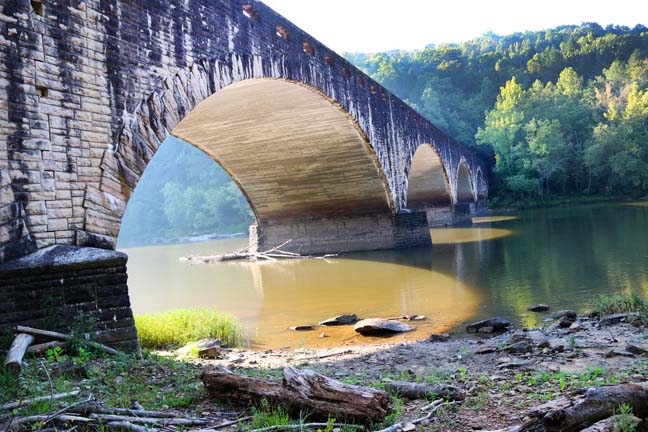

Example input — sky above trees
[262,0,645,52]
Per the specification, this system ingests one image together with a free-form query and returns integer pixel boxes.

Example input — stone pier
[0,246,140,353]
[250,211,432,255]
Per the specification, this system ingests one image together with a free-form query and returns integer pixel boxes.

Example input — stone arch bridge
[0,0,487,349]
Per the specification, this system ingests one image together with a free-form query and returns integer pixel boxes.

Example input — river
[120,202,648,349]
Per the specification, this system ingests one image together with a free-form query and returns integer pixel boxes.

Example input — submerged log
[200,365,391,423]
[4,333,35,374]
[182,240,338,263]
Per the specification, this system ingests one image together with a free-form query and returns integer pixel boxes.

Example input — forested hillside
[346,23,648,202]
[117,137,253,247]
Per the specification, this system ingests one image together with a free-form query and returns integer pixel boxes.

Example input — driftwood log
[0,391,81,411]
[486,382,648,432]
[383,381,464,401]
[580,414,642,431]
[4,333,35,374]
[26,340,69,354]
[14,325,119,356]
[200,365,392,423]
[525,383,648,431]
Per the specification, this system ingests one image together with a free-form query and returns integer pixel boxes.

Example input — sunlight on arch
[405,144,451,209]
[455,161,474,203]
[172,78,393,222]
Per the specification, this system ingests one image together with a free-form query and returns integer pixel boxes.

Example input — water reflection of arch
[245,250,484,348]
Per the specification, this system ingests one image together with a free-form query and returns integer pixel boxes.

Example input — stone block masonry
[0,245,140,353]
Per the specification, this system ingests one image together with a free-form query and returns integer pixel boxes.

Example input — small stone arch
[404,143,452,210]
[455,160,475,204]
[475,168,488,200]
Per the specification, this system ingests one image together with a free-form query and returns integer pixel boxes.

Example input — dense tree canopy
[346,23,648,202]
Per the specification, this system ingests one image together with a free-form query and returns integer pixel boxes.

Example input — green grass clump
[135,308,244,349]
[250,399,291,429]
[592,292,648,316]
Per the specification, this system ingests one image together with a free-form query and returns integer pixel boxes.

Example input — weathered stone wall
[0,245,139,353]
[0,0,487,263]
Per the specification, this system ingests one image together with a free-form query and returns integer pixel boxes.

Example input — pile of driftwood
[181,240,337,263]
[4,325,119,375]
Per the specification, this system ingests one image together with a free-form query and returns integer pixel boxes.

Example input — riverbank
[193,312,648,430]
[5,310,647,431]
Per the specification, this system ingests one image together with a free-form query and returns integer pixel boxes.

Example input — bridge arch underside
[173,78,431,253]
[456,163,475,203]
[406,144,451,210]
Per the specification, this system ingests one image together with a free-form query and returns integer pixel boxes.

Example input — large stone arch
[404,144,451,209]
[172,78,393,223]
[0,0,488,262]
[86,63,414,255]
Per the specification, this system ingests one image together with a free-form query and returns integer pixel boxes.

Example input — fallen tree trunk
[487,383,648,432]
[4,333,35,374]
[384,381,464,401]
[200,365,391,424]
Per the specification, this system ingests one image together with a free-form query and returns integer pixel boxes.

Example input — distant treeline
[118,137,253,247]
[346,23,648,203]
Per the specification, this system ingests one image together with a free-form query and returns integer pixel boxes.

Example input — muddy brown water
[121,202,648,349]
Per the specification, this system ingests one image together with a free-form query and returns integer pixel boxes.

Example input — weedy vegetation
[135,308,244,349]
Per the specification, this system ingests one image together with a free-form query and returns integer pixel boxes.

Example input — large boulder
[354,318,413,336]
